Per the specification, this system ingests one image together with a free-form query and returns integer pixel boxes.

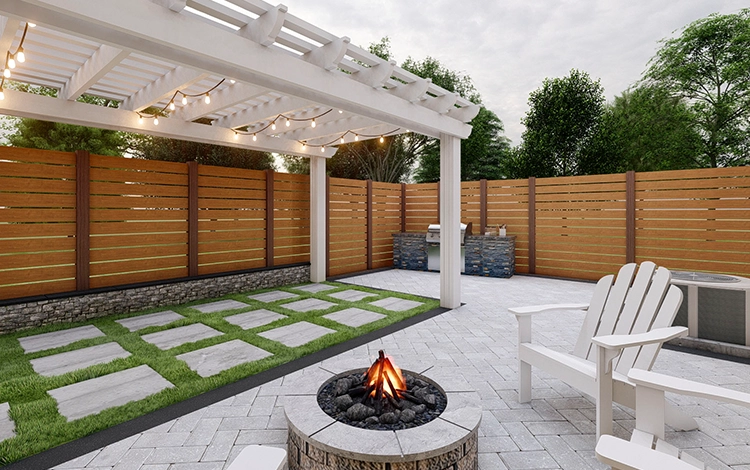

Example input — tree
[514,69,605,178]
[2,83,127,156]
[643,9,750,167]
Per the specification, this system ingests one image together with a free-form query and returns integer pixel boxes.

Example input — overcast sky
[280,0,747,145]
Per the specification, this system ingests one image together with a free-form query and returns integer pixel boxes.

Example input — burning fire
[364,350,406,400]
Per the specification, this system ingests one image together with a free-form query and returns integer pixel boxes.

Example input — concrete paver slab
[281,298,336,312]
[323,308,386,327]
[224,309,286,330]
[326,289,378,302]
[116,311,184,332]
[176,340,273,377]
[193,300,249,313]
[48,365,173,421]
[258,321,335,347]
[30,342,131,377]
[368,296,423,311]
[141,324,223,350]
[247,291,298,303]
[291,283,337,293]
[0,402,14,442]
[18,325,105,353]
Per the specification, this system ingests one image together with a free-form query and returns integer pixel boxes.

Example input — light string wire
[136,78,227,123]
[232,109,334,140]
[0,22,33,99]
[299,127,402,152]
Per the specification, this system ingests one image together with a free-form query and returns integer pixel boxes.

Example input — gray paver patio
[258,321,336,347]
[323,307,386,327]
[281,298,337,312]
[18,325,105,353]
[116,310,185,331]
[30,342,131,377]
[0,402,14,442]
[176,340,273,377]
[224,309,286,330]
[55,270,750,470]
[292,283,337,293]
[193,299,249,313]
[368,296,424,311]
[247,290,298,303]
[48,365,173,421]
[326,289,379,302]
[141,323,223,350]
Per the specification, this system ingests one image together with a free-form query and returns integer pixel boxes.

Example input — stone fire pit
[284,359,481,470]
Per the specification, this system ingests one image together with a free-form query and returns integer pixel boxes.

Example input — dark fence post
[626,170,636,264]
[479,179,487,235]
[367,179,373,270]
[400,183,406,233]
[325,175,330,278]
[187,161,199,277]
[528,176,536,274]
[75,150,90,291]
[266,169,275,267]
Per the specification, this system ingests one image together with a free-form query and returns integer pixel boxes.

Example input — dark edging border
[4,302,449,470]
[0,263,310,308]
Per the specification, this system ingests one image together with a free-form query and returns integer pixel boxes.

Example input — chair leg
[519,360,531,403]
[664,402,699,431]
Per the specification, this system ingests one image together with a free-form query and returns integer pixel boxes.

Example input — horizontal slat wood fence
[1,146,749,301]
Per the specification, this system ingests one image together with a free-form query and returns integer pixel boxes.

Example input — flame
[365,350,406,400]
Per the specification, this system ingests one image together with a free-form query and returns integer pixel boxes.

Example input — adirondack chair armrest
[628,369,750,408]
[508,303,589,317]
[596,435,702,470]
[591,326,688,351]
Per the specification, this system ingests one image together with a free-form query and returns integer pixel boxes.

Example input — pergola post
[439,134,461,308]
[310,155,327,282]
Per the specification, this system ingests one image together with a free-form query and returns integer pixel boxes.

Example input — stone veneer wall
[465,235,515,278]
[392,233,428,271]
[0,265,309,335]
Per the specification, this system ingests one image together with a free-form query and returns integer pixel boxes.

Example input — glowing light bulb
[285,118,290,127]
[271,121,276,131]
[181,95,187,105]
[7,57,15,69]
[138,116,144,124]
[234,132,239,140]
[380,135,385,143]
[3,69,9,78]
[0,89,5,101]
[311,119,316,128]
[340,137,345,144]
[338,109,343,114]
[302,142,306,149]
[204,93,210,104]
[230,79,236,84]
[169,101,175,111]
[354,134,359,141]
[321,146,325,152]
[252,134,257,142]
[16,49,25,63]
[28,23,36,27]
[153,117,159,125]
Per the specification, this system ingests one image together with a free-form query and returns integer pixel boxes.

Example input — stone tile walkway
[323,307,386,327]
[141,323,224,350]
[19,325,105,353]
[248,291,298,303]
[0,402,14,442]
[224,309,286,330]
[30,342,131,377]
[281,298,337,312]
[327,289,378,302]
[193,300,250,314]
[291,284,337,294]
[258,321,336,347]
[176,340,273,378]
[115,311,184,332]
[53,270,750,470]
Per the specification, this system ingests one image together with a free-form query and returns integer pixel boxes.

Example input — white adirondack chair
[509,261,698,438]
[596,369,750,470]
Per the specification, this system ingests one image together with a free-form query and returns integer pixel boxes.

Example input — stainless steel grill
[426,223,468,245]
[426,224,468,272]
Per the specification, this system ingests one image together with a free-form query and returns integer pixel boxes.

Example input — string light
[1,23,32,96]
[135,79,225,122]
[138,116,144,124]
[153,117,159,125]
[302,142,307,149]
[230,79,236,84]
[321,146,325,152]
[380,135,384,143]
[311,118,316,128]
[354,134,359,141]
[181,95,188,105]
[285,117,290,127]
[28,23,36,27]
[7,56,15,69]
[204,92,210,104]
[253,134,257,141]
[169,100,175,111]
[296,128,400,150]
[340,137,345,144]
[271,121,276,131]
[233,132,239,140]
[2,68,9,79]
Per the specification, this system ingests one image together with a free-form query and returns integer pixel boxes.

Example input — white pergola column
[439,134,461,308]
[310,155,327,282]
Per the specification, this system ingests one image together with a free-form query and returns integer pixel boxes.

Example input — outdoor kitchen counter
[392,233,515,278]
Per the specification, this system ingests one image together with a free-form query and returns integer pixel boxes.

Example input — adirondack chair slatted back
[572,274,616,358]
[631,286,683,371]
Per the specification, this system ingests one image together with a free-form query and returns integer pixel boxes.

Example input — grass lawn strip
[0,282,437,465]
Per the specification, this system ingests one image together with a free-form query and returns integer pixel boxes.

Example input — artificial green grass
[0,282,439,465]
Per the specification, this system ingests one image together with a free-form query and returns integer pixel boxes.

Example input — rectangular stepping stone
[176,340,272,377]
[225,309,286,330]
[327,289,378,302]
[31,342,131,377]
[193,299,249,313]
[248,290,299,303]
[18,325,105,353]
[48,365,173,421]
[258,321,335,347]
[0,402,14,442]
[292,283,337,293]
[282,298,337,313]
[369,297,424,312]
[323,308,387,327]
[141,323,223,350]
[116,310,184,332]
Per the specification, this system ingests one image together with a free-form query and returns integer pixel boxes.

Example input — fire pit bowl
[284,358,481,470]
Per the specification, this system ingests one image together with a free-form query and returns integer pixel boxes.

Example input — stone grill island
[284,355,481,470]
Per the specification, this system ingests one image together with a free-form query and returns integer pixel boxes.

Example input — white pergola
[0,0,479,308]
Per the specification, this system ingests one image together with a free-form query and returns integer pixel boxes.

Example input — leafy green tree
[513,69,605,178]
[643,9,750,167]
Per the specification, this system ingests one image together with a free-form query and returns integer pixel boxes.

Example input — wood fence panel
[88,154,188,289]
[197,165,267,275]
[534,173,626,280]
[273,172,310,265]
[461,181,481,234]
[635,168,750,277]
[485,179,530,273]
[404,183,438,233]
[328,178,368,275]
[371,182,402,269]
[0,148,77,299]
